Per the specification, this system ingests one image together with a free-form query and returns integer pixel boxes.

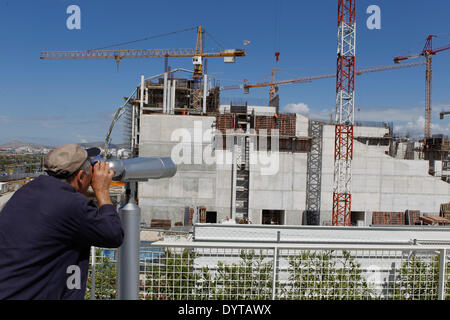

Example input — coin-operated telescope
[92,157,177,181]
[92,156,177,300]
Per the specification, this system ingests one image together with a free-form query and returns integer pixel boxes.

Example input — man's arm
[75,201,124,248]
[74,161,124,248]
[91,161,113,207]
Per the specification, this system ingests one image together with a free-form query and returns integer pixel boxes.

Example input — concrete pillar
[171,80,177,114]
[202,74,208,115]
[230,136,237,219]
[138,75,144,144]
[131,103,136,149]
[167,80,172,115]
[163,72,168,114]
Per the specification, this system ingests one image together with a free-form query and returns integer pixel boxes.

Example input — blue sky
[0,0,449,145]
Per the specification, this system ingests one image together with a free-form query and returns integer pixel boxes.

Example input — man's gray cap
[44,144,100,177]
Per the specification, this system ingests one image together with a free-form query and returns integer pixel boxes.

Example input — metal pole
[117,182,141,300]
[271,231,280,299]
[271,238,279,300]
[438,249,447,300]
[90,246,96,300]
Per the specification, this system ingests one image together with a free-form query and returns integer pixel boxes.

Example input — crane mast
[332,0,356,226]
[424,36,434,139]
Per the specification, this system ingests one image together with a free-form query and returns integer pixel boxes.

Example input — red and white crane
[332,0,356,226]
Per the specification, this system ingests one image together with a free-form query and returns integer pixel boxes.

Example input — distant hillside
[80,141,128,149]
[0,140,52,150]
[0,140,128,150]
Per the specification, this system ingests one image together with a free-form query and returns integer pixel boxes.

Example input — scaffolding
[305,120,323,225]
[137,71,220,116]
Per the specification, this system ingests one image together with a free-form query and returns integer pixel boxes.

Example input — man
[0,144,124,299]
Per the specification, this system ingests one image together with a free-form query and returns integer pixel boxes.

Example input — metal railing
[86,242,449,300]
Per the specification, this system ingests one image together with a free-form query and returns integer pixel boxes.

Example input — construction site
[132,85,450,228]
[38,13,450,229]
[1,0,448,302]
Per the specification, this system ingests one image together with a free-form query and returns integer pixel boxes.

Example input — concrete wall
[319,124,450,225]
[138,113,310,225]
[138,114,218,224]
[295,114,309,137]
[248,152,307,225]
[138,114,450,227]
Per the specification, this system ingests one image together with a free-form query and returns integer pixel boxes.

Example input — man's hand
[91,161,114,207]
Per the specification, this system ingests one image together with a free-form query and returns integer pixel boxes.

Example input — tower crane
[41,26,245,110]
[394,35,450,138]
[332,0,356,226]
[221,61,426,96]
[41,26,245,78]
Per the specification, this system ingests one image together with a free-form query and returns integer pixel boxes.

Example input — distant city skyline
[0,0,449,145]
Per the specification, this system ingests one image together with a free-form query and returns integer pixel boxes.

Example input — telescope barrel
[93,157,177,181]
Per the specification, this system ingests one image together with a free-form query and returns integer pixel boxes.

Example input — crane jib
[40,49,245,59]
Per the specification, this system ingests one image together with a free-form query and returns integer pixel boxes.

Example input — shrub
[392,254,449,300]
[202,249,273,300]
[286,250,374,300]
[85,249,117,300]
[145,248,199,300]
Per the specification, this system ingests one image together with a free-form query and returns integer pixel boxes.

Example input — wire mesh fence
[85,243,449,300]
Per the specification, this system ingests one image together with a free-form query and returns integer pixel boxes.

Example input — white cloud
[394,116,425,137]
[280,101,450,138]
[352,106,425,123]
[282,102,310,115]
[76,134,88,143]
[395,115,450,137]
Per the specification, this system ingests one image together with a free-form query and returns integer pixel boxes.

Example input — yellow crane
[41,26,245,111]
[440,111,450,120]
[40,26,245,79]
[394,35,450,138]
[221,61,426,103]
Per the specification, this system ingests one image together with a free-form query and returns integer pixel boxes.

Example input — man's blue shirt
[0,175,124,300]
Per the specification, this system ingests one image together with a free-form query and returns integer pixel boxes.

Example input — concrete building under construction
[119,70,450,228]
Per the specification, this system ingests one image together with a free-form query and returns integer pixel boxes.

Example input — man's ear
[75,170,86,183]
